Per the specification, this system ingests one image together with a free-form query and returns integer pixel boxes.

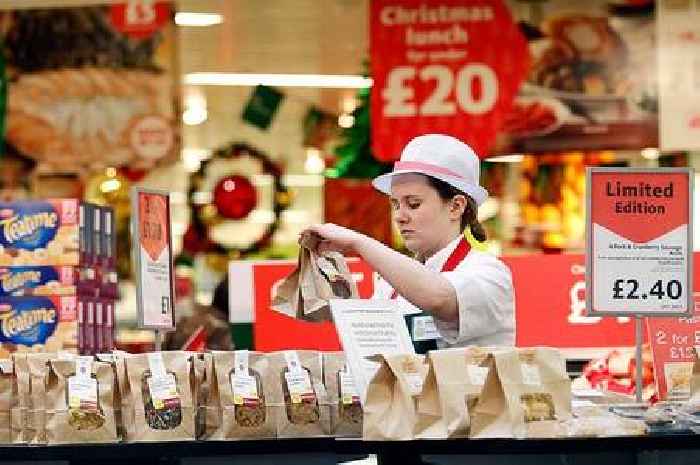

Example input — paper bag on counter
[426,347,492,438]
[269,350,330,438]
[470,347,571,439]
[45,357,118,444]
[0,360,13,443]
[362,353,441,440]
[203,350,279,440]
[271,232,358,322]
[323,352,362,437]
[122,351,196,442]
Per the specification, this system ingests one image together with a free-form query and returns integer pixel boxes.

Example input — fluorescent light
[184,73,373,89]
[485,154,524,163]
[175,12,223,27]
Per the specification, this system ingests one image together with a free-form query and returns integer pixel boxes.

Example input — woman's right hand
[301,223,363,255]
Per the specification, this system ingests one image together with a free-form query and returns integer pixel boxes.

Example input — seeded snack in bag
[270,350,330,438]
[470,347,571,439]
[323,352,362,437]
[203,351,278,440]
[271,231,358,322]
[122,351,195,442]
[45,356,117,444]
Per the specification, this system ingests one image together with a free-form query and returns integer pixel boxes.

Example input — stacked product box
[0,199,118,358]
[80,203,118,355]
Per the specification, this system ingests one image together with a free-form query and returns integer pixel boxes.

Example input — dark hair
[426,177,487,242]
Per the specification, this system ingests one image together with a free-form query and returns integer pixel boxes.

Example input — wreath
[179,142,290,265]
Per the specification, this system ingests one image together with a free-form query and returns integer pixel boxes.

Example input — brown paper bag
[45,357,118,444]
[271,232,358,322]
[0,360,13,443]
[203,350,279,440]
[362,353,439,440]
[11,353,29,444]
[96,353,126,440]
[122,351,196,442]
[270,350,330,438]
[27,352,53,444]
[470,347,571,439]
[323,352,362,437]
[425,347,492,438]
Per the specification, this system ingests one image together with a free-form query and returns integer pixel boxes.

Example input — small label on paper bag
[340,370,360,404]
[230,373,259,405]
[147,373,179,410]
[285,370,314,404]
[521,363,542,386]
[466,364,489,386]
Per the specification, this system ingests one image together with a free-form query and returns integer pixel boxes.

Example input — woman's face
[390,174,460,258]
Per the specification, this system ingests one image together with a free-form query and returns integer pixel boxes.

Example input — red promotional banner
[369,0,529,160]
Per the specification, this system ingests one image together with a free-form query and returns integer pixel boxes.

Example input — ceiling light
[184,73,373,89]
[183,106,208,125]
[304,148,325,174]
[485,154,524,163]
[641,147,660,160]
[175,12,223,27]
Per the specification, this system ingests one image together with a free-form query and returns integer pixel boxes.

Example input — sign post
[130,187,176,350]
[586,167,693,401]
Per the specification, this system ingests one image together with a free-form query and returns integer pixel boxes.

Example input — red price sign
[646,314,700,400]
[370,0,529,161]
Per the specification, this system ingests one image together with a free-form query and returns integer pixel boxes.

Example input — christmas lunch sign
[369,0,529,160]
[131,187,175,330]
[586,168,693,317]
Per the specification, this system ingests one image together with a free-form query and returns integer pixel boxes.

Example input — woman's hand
[301,223,362,254]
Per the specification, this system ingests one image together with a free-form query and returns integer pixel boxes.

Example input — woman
[304,134,514,351]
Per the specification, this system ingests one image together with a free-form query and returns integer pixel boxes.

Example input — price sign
[369,0,529,161]
[131,187,175,330]
[586,168,693,316]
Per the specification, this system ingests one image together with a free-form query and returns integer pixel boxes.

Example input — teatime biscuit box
[0,199,80,266]
[0,295,78,358]
[0,266,76,297]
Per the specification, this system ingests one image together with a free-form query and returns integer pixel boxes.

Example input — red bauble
[213,175,257,219]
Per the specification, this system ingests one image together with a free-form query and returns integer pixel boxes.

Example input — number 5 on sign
[383,64,498,117]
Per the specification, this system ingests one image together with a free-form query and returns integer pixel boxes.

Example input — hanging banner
[131,187,175,330]
[370,0,529,160]
[586,168,693,317]
[657,0,700,150]
[0,1,178,172]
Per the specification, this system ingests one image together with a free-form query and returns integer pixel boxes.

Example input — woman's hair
[426,177,487,242]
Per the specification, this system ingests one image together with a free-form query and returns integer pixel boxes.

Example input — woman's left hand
[301,223,363,254]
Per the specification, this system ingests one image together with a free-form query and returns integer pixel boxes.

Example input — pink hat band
[394,161,466,180]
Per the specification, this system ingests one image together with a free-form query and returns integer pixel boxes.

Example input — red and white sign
[110,1,171,39]
[587,168,693,316]
[131,188,175,330]
[646,315,700,400]
[369,0,529,161]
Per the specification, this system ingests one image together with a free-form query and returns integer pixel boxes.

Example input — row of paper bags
[363,346,573,440]
[0,350,361,444]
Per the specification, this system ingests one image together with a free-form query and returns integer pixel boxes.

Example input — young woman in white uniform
[303,134,515,352]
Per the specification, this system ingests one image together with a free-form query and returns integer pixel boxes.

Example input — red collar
[391,237,471,299]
